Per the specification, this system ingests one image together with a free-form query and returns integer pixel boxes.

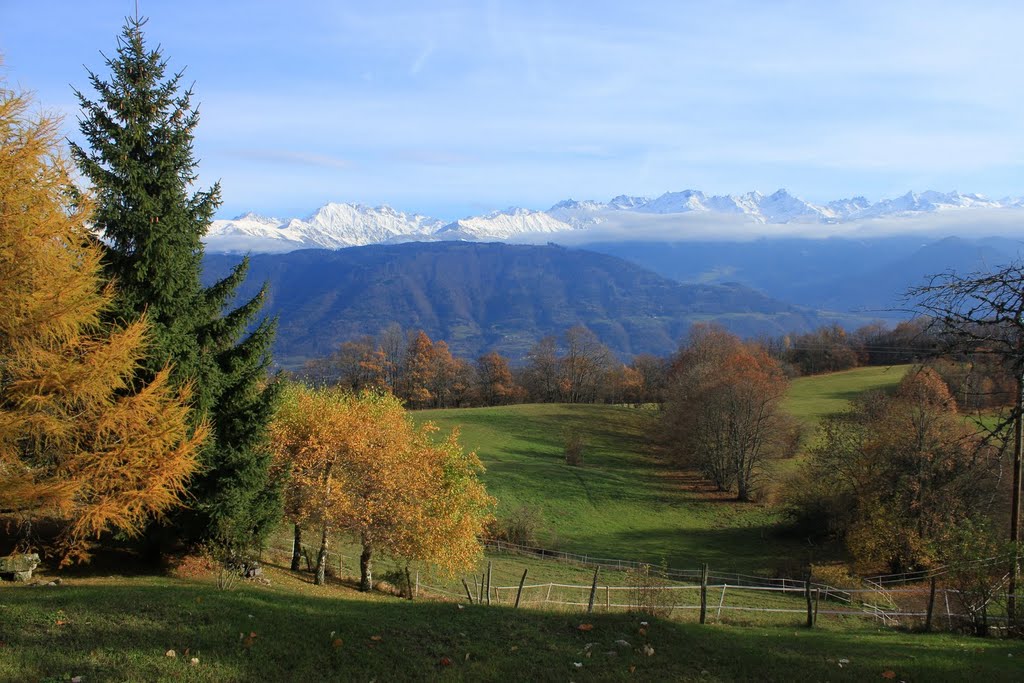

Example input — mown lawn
[2,570,1020,682]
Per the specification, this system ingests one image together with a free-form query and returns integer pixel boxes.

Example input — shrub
[168,552,217,580]
[563,429,586,466]
[625,562,677,618]
[487,505,547,547]
[378,567,414,598]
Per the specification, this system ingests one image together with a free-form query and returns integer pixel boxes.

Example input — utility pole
[1008,363,1023,625]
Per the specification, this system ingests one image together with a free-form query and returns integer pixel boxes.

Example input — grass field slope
[417,366,912,574]
[418,403,793,573]
[783,365,910,426]
[3,568,1020,682]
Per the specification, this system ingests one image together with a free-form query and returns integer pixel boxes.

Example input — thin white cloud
[409,39,436,76]
[502,208,1024,245]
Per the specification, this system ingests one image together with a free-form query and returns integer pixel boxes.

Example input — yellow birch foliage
[271,385,492,574]
[0,80,205,563]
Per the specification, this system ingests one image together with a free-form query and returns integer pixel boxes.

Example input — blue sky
[3,0,1024,220]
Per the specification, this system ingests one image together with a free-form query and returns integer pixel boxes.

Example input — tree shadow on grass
[2,578,1014,682]
[560,524,828,577]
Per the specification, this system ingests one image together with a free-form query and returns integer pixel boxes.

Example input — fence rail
[481,538,852,601]
[264,539,1020,633]
[414,579,1014,626]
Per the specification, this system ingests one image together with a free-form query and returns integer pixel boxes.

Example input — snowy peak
[827,196,871,216]
[609,194,651,209]
[848,190,1003,219]
[295,202,443,248]
[629,188,829,223]
[757,189,833,223]
[638,190,710,214]
[204,189,1024,253]
[207,202,445,253]
[437,207,575,240]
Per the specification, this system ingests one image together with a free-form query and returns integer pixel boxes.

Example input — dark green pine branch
[72,15,280,551]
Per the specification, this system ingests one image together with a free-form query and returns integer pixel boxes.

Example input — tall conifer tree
[71,17,280,550]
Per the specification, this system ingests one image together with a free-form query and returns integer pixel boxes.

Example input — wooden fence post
[480,572,486,604]
[486,561,493,606]
[805,570,814,628]
[515,569,528,608]
[415,571,420,600]
[699,563,709,625]
[462,578,474,604]
[813,588,820,626]
[925,576,937,632]
[587,567,600,613]
[606,585,610,611]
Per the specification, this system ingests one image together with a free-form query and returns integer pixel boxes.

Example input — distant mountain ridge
[202,241,827,367]
[205,189,1022,254]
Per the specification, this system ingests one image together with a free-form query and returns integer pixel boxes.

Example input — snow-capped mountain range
[204,189,1022,254]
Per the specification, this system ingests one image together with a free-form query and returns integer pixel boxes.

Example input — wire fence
[480,538,850,597]
[414,577,1021,629]
[263,538,1021,634]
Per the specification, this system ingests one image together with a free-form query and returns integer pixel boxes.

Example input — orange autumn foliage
[0,79,205,563]
[271,385,492,587]
[664,325,795,501]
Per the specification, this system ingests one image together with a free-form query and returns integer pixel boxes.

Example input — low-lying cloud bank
[506,208,1024,245]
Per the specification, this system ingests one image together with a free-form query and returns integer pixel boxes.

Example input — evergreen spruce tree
[71,17,281,550]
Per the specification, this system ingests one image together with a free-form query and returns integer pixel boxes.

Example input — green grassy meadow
[417,403,797,573]
[3,569,1021,682]
[782,364,909,426]
[413,365,911,575]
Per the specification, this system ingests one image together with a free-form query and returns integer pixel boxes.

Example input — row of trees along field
[0,18,491,583]
[299,316,1012,415]
[764,320,1016,404]
[300,324,669,408]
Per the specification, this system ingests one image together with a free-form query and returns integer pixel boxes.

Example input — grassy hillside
[416,366,913,573]
[782,365,910,426]
[417,404,797,573]
[3,569,1020,682]
[9,364,1007,682]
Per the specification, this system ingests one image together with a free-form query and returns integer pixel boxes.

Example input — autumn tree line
[300,324,670,408]
[300,316,1013,416]
[1,19,492,591]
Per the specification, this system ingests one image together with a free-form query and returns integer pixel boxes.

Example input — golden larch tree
[0,79,206,564]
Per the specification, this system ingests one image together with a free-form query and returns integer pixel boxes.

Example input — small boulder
[0,553,40,582]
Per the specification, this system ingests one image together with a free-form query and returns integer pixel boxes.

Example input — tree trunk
[290,523,302,571]
[359,537,373,592]
[736,459,750,502]
[314,526,328,586]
